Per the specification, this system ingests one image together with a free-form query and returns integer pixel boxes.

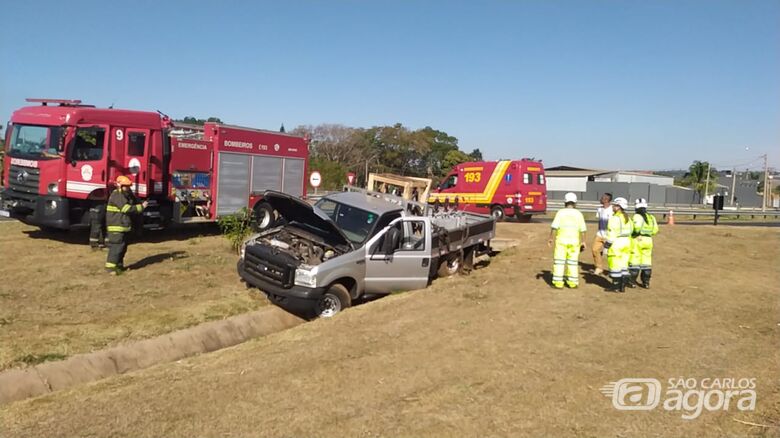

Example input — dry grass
[1,222,779,437]
[0,222,266,370]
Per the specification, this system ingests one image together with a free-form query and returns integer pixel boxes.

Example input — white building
[594,171,674,186]
[545,167,674,192]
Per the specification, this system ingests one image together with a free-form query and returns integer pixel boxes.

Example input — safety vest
[106,189,142,233]
[551,207,587,242]
[632,213,659,237]
[606,211,633,243]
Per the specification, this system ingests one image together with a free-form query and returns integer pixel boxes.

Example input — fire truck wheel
[516,213,532,223]
[315,283,351,318]
[253,202,275,231]
[490,205,505,221]
[437,254,462,278]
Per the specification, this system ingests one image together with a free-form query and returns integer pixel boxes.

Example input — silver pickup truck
[237,190,496,318]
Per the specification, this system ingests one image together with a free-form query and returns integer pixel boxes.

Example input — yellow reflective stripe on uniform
[120,204,132,213]
[634,214,657,236]
[105,262,117,268]
[107,225,131,232]
[135,204,143,213]
[106,205,121,213]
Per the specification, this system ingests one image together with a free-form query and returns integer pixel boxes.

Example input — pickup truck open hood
[262,191,354,250]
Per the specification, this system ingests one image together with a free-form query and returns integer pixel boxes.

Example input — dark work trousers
[106,232,128,271]
[89,205,106,248]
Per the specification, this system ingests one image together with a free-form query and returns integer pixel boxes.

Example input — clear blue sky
[1,1,778,170]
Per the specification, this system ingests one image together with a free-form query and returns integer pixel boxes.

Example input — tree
[308,156,348,190]
[682,160,718,201]
[442,150,472,172]
[416,126,459,177]
[468,148,483,161]
[291,124,370,167]
[174,116,224,126]
[290,122,471,184]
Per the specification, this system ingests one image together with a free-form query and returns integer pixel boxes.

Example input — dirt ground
[1,221,779,437]
[0,222,266,370]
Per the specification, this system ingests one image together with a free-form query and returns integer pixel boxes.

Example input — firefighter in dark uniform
[105,175,147,273]
[89,204,106,249]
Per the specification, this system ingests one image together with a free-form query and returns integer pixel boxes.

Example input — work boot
[628,271,639,288]
[605,277,622,293]
[594,268,603,275]
[619,276,627,293]
[641,270,651,289]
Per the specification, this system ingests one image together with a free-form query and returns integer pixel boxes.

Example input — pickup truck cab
[238,190,495,318]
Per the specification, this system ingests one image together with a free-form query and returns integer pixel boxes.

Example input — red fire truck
[0,98,309,232]
[428,159,547,221]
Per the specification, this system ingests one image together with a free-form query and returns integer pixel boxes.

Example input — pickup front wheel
[315,284,351,318]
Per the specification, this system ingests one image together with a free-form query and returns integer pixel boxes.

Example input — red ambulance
[428,159,547,221]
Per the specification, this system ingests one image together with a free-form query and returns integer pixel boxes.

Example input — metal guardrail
[547,201,780,220]
[307,193,779,219]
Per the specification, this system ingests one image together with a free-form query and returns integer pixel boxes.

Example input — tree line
[290,123,481,190]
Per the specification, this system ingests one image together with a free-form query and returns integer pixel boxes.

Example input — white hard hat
[564,192,577,203]
[635,198,648,209]
[612,197,628,210]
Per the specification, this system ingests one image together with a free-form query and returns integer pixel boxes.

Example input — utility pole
[730,167,737,206]
[762,154,768,212]
[703,162,712,205]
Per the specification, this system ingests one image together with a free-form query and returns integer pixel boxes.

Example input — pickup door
[364,217,431,293]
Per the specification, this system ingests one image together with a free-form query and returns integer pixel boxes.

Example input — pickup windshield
[314,199,378,245]
[7,124,65,160]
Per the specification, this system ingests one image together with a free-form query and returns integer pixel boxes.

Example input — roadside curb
[0,306,304,405]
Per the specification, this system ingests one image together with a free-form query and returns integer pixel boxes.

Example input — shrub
[218,208,254,253]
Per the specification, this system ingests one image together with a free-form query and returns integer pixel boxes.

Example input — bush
[217,208,254,253]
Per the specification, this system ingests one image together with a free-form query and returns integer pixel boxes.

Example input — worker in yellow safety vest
[105,176,147,273]
[547,192,587,289]
[629,198,659,289]
[604,197,633,292]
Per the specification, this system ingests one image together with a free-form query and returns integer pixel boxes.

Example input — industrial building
[545,166,762,207]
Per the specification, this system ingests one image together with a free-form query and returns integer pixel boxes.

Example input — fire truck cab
[1,99,308,232]
[428,159,547,221]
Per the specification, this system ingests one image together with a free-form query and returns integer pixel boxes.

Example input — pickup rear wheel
[437,254,462,278]
[315,284,351,318]
[490,205,505,221]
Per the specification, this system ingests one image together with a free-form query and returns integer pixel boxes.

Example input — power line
[709,155,766,169]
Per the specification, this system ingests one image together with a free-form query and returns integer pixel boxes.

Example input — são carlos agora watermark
[600,377,757,420]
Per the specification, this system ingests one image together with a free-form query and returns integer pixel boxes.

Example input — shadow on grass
[23,223,222,245]
[536,269,553,287]
[537,264,611,289]
[126,251,188,270]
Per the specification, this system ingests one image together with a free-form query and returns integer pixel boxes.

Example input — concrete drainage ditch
[0,306,304,405]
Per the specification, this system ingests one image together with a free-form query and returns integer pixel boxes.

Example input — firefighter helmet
[564,192,578,204]
[116,175,133,186]
[635,198,648,209]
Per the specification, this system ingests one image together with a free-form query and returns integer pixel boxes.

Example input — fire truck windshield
[8,124,65,160]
